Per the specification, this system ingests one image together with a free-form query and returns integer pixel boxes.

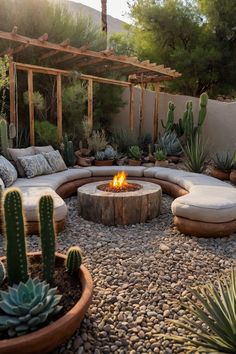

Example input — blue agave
[0,277,62,337]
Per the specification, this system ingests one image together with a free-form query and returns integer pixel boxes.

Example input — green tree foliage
[110,0,236,97]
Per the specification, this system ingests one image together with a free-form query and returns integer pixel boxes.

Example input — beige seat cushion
[20,187,67,222]
[172,185,236,223]
[87,166,146,177]
[12,168,91,190]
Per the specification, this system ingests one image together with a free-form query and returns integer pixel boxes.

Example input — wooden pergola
[0,30,181,145]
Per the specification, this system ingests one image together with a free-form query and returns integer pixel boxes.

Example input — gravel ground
[0,193,236,354]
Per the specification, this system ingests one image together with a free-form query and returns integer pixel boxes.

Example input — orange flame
[109,171,128,189]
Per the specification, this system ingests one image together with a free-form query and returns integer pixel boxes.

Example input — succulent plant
[161,101,175,132]
[39,195,55,283]
[95,150,105,161]
[66,246,83,275]
[0,277,62,337]
[158,132,182,156]
[154,149,167,161]
[183,134,208,173]
[166,268,236,352]
[104,146,117,160]
[128,145,142,160]
[0,261,6,286]
[212,151,234,171]
[3,189,29,285]
[62,134,75,167]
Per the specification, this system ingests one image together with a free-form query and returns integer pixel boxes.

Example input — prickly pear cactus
[39,195,55,283]
[3,189,28,285]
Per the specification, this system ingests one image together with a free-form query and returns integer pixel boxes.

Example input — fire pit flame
[97,171,141,193]
[109,171,128,190]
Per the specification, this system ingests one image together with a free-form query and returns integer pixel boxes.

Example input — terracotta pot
[230,169,236,184]
[209,167,230,180]
[128,159,141,166]
[167,155,180,164]
[155,160,169,167]
[0,252,93,354]
[95,160,113,166]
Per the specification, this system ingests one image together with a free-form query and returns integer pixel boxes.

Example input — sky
[71,0,132,23]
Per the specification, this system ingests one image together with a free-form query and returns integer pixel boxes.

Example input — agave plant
[183,135,208,173]
[104,146,117,160]
[158,132,182,156]
[167,268,236,353]
[0,277,62,337]
[213,152,234,171]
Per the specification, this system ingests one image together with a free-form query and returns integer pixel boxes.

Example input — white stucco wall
[112,88,236,154]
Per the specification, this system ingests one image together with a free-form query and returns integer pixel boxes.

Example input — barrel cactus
[0,261,6,286]
[66,246,83,275]
[0,277,62,337]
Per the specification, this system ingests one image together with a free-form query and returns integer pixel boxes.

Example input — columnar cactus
[66,246,82,275]
[0,261,6,286]
[161,101,175,132]
[0,118,16,156]
[197,92,208,129]
[3,189,28,285]
[39,195,55,283]
[63,134,75,167]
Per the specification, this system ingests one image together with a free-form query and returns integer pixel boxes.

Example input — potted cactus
[0,189,93,354]
[128,145,142,166]
[94,146,117,166]
[209,151,234,180]
[154,148,168,167]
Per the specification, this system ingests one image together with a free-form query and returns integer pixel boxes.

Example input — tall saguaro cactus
[4,189,28,285]
[39,195,55,283]
[0,118,16,157]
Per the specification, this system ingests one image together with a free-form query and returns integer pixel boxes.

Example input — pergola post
[27,69,35,145]
[139,84,145,137]
[153,82,160,142]
[88,79,93,129]
[129,84,135,132]
[57,74,63,140]
[9,59,16,126]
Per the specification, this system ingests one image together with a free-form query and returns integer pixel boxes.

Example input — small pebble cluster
[0,194,235,354]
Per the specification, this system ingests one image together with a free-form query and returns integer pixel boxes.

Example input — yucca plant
[183,134,208,173]
[167,268,236,353]
[213,152,234,172]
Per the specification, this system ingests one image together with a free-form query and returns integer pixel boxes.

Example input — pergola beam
[15,62,131,87]
[0,31,181,78]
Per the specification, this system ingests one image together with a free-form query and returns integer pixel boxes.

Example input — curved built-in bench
[7,166,236,237]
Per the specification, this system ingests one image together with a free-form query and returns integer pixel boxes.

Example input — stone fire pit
[77,180,162,226]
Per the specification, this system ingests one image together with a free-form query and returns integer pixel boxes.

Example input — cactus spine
[66,246,82,275]
[4,189,28,285]
[39,195,55,283]
[63,134,75,167]
[0,260,6,286]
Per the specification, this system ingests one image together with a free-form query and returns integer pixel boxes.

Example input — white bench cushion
[172,185,236,223]
[20,187,67,222]
[87,166,146,177]
[12,168,91,190]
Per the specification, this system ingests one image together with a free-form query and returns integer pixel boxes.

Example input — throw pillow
[43,150,67,172]
[0,155,18,187]
[8,147,35,177]
[17,154,53,179]
[34,145,54,154]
